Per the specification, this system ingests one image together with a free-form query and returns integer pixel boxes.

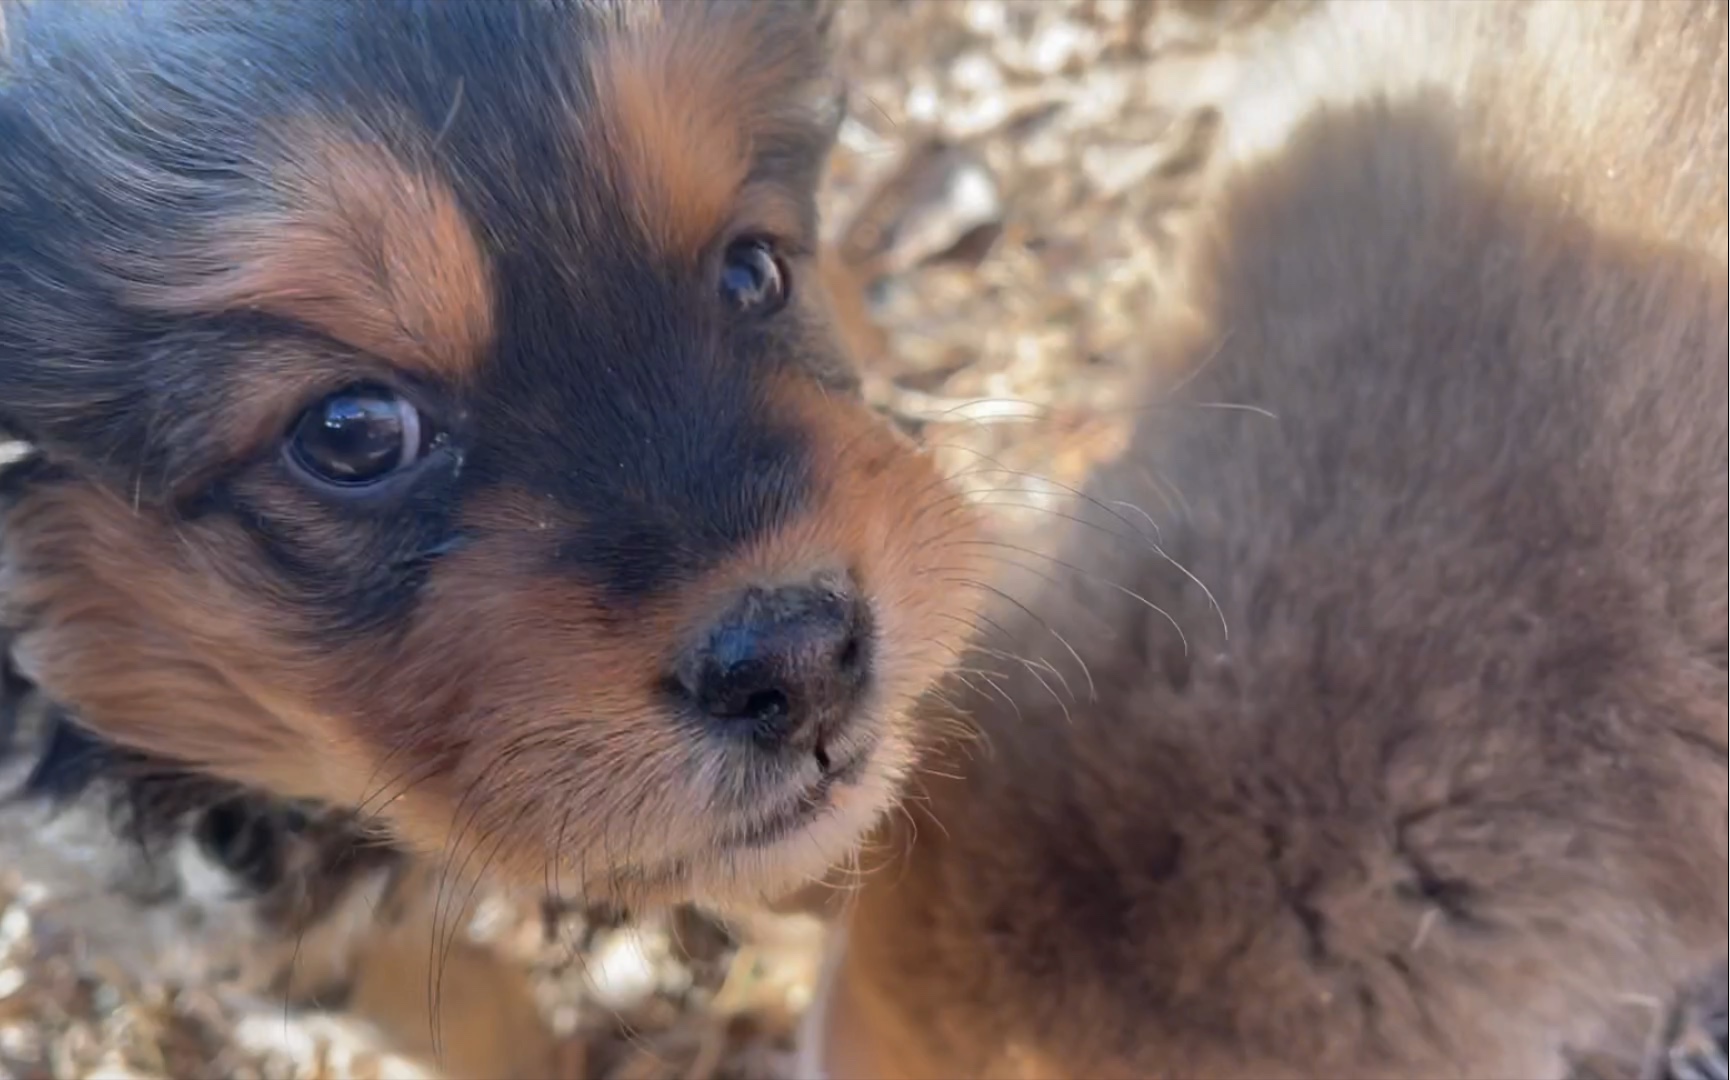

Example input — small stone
[963,0,1007,36]
[950,51,1003,95]
[835,116,893,159]
[904,79,942,125]
[90,984,120,1016]
[1081,141,1172,199]
[0,1021,41,1061]
[80,1055,147,1080]
[938,98,997,142]
[1024,19,1096,76]
[465,894,517,944]
[584,929,662,1012]
[1093,0,1138,26]
[0,908,29,950]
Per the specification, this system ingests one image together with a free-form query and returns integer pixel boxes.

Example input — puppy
[803,2,1729,1077]
[0,0,980,1072]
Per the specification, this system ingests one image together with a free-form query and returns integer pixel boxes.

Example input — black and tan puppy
[803,1,1729,1077]
[0,0,981,1073]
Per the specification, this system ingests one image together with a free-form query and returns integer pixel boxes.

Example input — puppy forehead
[182,0,825,354]
[587,0,834,262]
[154,122,495,384]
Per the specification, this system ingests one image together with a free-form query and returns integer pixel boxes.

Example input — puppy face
[0,0,982,906]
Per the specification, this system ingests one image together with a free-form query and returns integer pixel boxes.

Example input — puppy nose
[675,573,872,752]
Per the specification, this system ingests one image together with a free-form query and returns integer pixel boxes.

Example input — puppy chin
[662,733,909,914]
[718,760,901,904]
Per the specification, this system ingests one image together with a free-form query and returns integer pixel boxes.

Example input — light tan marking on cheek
[0,482,380,805]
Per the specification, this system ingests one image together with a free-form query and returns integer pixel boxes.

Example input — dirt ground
[0,2,1295,1077]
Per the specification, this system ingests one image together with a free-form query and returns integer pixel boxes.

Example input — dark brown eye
[287,385,425,487]
[719,239,789,315]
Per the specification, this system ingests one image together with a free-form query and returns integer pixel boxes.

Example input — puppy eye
[719,238,789,315]
[287,385,426,487]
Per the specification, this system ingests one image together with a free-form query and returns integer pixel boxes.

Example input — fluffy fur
[804,2,1729,1077]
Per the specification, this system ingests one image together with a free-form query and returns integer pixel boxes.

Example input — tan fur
[130,123,495,381]
[805,2,1729,1078]
[257,860,559,1080]
[591,0,833,262]
[0,482,373,804]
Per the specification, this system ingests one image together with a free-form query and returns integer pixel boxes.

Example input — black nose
[674,573,873,752]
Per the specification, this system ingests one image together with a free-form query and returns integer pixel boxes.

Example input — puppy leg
[342,906,558,1080]
[799,924,928,1080]
[249,861,559,1080]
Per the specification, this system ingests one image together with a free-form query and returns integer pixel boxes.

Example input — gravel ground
[0,2,1296,1077]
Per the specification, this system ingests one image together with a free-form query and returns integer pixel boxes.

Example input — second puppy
[803,2,1729,1077]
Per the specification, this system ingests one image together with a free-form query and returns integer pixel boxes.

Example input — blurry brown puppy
[0,0,981,1074]
[803,1,1728,1078]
